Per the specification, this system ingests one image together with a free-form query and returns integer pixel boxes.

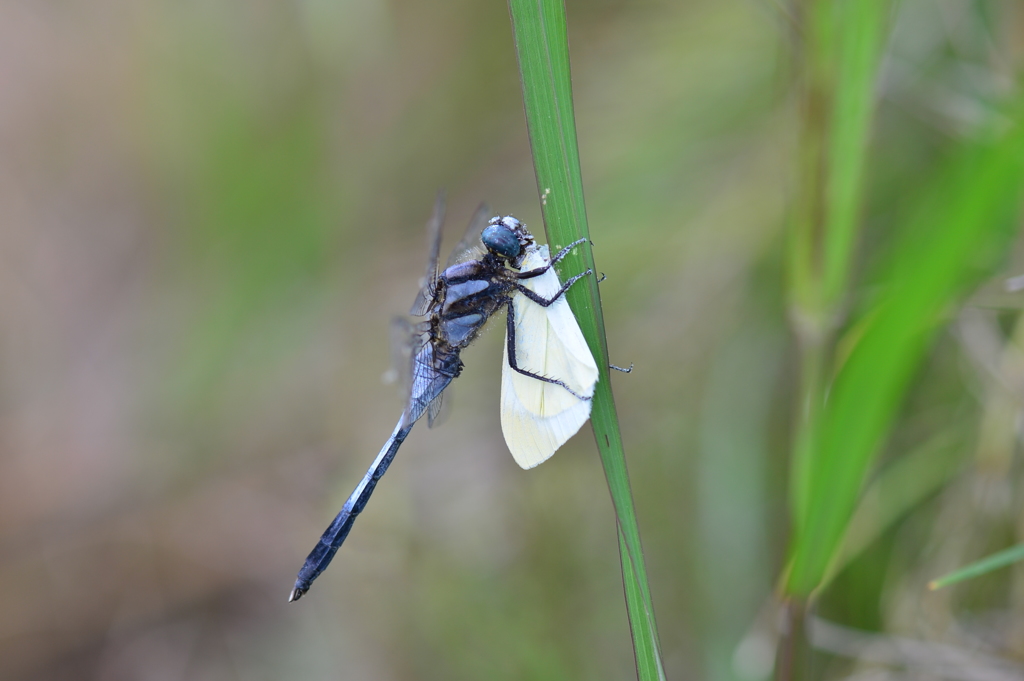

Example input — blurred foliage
[1,1,1024,681]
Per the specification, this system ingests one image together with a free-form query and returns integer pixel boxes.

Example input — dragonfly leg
[516,238,588,280]
[513,267,592,308]
[505,301,591,400]
[547,238,588,266]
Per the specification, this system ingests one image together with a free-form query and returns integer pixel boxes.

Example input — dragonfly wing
[426,391,444,428]
[444,203,491,268]
[387,317,416,393]
[410,193,446,316]
[500,245,598,469]
[403,341,457,428]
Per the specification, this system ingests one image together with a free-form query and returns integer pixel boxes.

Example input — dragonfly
[289,195,596,602]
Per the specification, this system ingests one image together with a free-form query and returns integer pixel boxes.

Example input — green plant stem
[507,1,665,678]
[780,5,888,678]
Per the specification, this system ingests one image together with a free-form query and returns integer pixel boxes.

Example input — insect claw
[596,272,607,283]
[609,363,633,373]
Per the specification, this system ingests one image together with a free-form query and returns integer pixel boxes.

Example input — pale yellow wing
[500,245,598,469]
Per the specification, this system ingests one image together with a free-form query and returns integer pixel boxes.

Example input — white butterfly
[501,244,599,469]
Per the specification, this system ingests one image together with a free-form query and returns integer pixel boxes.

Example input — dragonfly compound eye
[481,224,522,259]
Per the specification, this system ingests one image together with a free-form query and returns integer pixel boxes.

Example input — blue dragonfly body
[289,197,589,601]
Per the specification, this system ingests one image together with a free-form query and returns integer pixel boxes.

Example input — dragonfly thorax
[434,257,516,349]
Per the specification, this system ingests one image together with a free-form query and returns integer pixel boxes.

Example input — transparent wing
[402,341,457,428]
[386,317,424,398]
[405,340,454,429]
[410,193,447,316]
[389,317,434,421]
[444,203,491,268]
[426,391,445,428]
[499,245,599,469]
[397,318,452,430]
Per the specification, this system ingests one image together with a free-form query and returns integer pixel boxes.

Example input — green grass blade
[821,0,887,307]
[786,113,1024,596]
[619,527,663,681]
[788,0,889,534]
[507,1,665,677]
[929,544,1024,591]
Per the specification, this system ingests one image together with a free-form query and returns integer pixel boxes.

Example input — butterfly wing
[500,245,599,469]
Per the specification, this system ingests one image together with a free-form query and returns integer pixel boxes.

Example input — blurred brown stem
[781,2,832,677]
[775,597,811,681]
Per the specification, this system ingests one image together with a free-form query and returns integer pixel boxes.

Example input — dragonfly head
[482,216,535,265]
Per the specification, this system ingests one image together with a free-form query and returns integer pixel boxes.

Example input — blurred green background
[2,0,1024,679]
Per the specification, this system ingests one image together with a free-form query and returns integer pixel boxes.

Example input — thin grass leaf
[786,112,1024,596]
[929,544,1024,590]
[507,1,665,677]
[619,527,662,681]
[789,0,889,538]
[821,0,888,307]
